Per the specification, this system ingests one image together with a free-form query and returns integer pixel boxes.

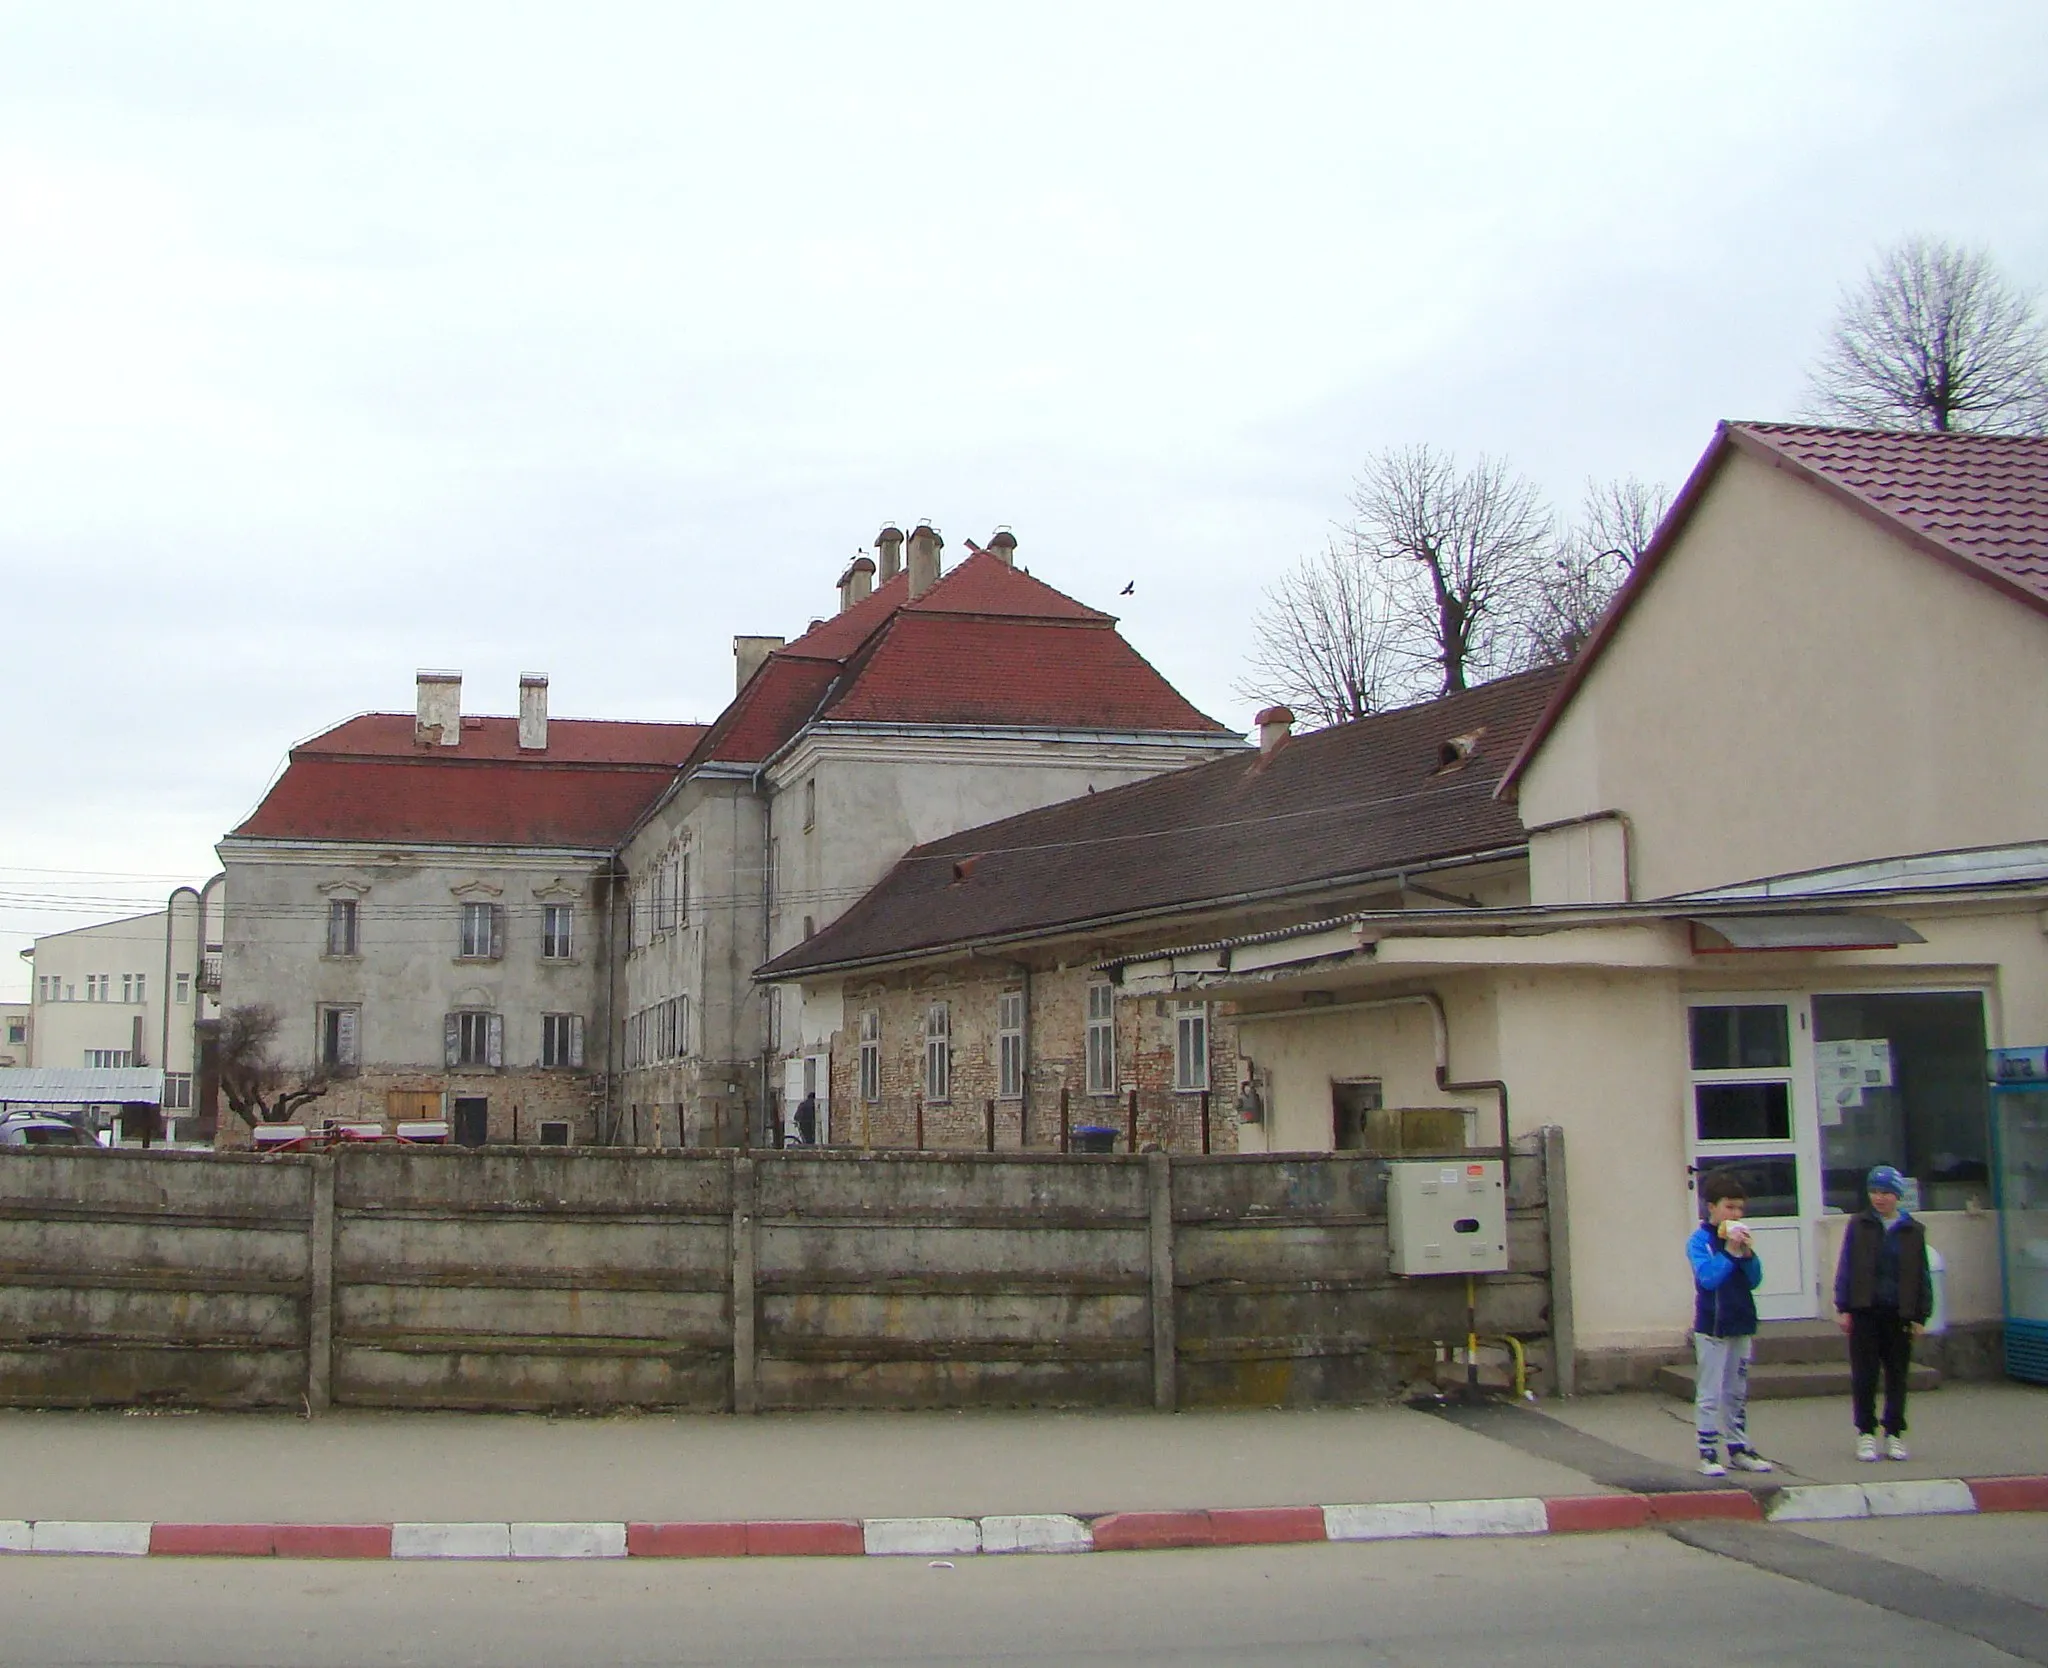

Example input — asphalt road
[1,1520,2044,1668]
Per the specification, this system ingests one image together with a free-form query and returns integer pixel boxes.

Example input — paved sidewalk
[0,1384,2040,1527]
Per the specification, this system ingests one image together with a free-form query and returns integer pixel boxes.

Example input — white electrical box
[1387,1159,1509,1276]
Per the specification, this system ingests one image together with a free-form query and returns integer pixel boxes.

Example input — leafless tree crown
[214,1002,332,1128]
[1806,237,2048,435]
[1237,461,1672,726]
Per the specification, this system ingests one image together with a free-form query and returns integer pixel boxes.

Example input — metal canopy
[1688,913,1925,953]
[0,1067,165,1106]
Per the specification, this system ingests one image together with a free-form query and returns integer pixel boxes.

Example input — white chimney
[1256,705,1294,754]
[988,528,1017,567]
[875,524,904,583]
[416,671,462,747]
[734,635,785,694]
[907,522,943,599]
[518,674,549,751]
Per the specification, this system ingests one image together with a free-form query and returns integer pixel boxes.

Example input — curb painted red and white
[2,1477,2042,1560]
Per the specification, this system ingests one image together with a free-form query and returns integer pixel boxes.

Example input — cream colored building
[20,894,215,1139]
[1125,423,2047,1385]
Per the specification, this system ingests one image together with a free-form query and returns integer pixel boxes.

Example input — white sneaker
[1727,1450,1774,1473]
[1885,1436,1910,1462]
[1855,1434,1880,1462]
[1698,1456,1728,1477]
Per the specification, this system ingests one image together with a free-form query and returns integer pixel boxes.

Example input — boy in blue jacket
[1687,1171,1772,1476]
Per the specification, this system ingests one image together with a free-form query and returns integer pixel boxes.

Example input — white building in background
[21,888,220,1141]
[0,1002,28,1068]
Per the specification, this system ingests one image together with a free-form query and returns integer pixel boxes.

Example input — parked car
[0,1113,97,1147]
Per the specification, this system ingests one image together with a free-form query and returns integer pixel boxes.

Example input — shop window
[1813,991,1989,1212]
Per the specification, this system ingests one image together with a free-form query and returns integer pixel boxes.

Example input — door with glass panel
[1686,998,1818,1321]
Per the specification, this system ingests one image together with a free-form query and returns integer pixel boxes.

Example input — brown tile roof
[693,549,1228,766]
[231,714,704,849]
[758,666,1565,978]
[1502,423,2048,793]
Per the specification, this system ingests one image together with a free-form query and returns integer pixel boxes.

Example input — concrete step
[1750,1320,1850,1365]
[1656,1360,1942,1401]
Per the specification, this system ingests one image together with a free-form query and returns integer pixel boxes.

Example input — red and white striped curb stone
[1,1477,2041,1559]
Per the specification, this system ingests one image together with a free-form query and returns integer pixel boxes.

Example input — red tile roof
[1502,422,2048,793]
[759,667,1564,979]
[232,713,706,849]
[695,549,1227,765]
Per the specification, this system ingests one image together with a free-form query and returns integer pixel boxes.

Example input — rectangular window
[175,972,191,1004]
[445,1010,502,1068]
[860,1010,881,1103]
[5,1018,25,1046]
[1814,991,1989,1212]
[317,1004,360,1072]
[1086,982,1117,1096]
[86,975,108,1002]
[121,974,134,1004]
[84,1049,133,1068]
[541,1013,585,1069]
[803,777,816,832]
[676,855,690,925]
[768,986,783,1051]
[654,865,671,936]
[326,898,359,956]
[924,1002,951,1103]
[1174,1000,1209,1092]
[997,990,1024,1100]
[769,839,782,916]
[458,902,501,960]
[542,904,574,960]
[162,1072,193,1110]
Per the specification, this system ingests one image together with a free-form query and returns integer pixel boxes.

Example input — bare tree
[1528,475,1672,664]
[1233,540,1413,727]
[1351,445,1554,694]
[213,1003,333,1128]
[1806,238,2048,434]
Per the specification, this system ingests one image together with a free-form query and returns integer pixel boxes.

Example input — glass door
[1686,998,1819,1321]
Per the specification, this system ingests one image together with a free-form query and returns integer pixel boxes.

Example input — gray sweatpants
[1693,1333,1755,1457]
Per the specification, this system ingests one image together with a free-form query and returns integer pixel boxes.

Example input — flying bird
[1120,580,1135,595]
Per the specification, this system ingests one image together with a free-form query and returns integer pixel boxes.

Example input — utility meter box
[1387,1159,1509,1276]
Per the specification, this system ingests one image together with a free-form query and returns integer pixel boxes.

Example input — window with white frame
[1086,982,1117,1095]
[175,972,191,1004]
[653,865,671,935]
[317,1004,360,1072]
[121,973,136,1004]
[326,898,359,956]
[86,975,109,1002]
[676,855,690,925]
[1174,1001,1210,1092]
[542,904,574,960]
[5,1017,25,1046]
[457,902,501,960]
[998,990,1025,1100]
[541,1013,585,1068]
[85,1049,133,1068]
[925,1002,951,1103]
[803,777,816,832]
[445,1010,502,1067]
[162,1072,193,1109]
[860,1009,881,1103]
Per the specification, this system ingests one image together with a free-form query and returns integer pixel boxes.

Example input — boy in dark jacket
[1687,1172,1771,1477]
[1834,1164,1933,1461]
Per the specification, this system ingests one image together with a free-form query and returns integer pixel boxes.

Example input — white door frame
[1684,991,1822,1322]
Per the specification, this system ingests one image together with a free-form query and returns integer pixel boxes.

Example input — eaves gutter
[750,841,1531,985]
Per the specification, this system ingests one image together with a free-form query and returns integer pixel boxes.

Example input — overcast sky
[4,1,2046,997]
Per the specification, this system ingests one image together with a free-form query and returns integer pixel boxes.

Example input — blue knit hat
[1866,1165,1907,1196]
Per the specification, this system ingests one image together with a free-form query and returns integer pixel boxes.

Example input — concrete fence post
[306,1154,336,1413]
[731,1155,758,1414]
[1540,1125,1575,1398]
[1148,1151,1176,1411]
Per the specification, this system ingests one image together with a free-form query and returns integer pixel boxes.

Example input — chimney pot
[875,524,905,584]
[734,635,786,695]
[907,522,944,599]
[1255,705,1294,754]
[836,556,876,613]
[518,674,549,751]
[988,528,1017,567]
[415,671,463,747]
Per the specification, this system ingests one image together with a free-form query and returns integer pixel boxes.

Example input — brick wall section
[214,1068,603,1147]
[826,965,1239,1153]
